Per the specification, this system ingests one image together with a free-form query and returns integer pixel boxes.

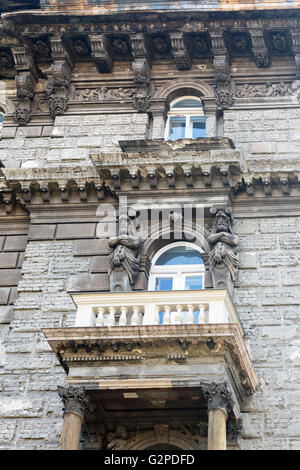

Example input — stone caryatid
[207,206,239,297]
[107,213,143,292]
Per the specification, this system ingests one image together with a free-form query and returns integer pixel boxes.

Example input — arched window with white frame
[165,96,206,141]
[148,242,206,324]
[149,242,205,292]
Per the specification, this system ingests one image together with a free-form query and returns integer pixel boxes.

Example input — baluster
[198,304,206,324]
[175,304,183,324]
[119,306,128,326]
[107,307,116,327]
[187,304,194,324]
[154,305,160,325]
[131,306,140,326]
[95,307,105,326]
[163,305,171,325]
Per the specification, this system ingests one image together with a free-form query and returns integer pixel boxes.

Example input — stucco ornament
[107,213,143,291]
[207,206,239,296]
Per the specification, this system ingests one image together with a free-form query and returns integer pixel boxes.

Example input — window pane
[169,117,186,140]
[191,116,206,138]
[156,246,204,266]
[172,99,202,109]
[185,276,203,290]
[155,277,173,291]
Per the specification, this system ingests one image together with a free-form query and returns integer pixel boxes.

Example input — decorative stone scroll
[107,212,143,292]
[207,206,239,297]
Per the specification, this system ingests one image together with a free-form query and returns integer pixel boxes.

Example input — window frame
[148,241,205,291]
[164,96,206,141]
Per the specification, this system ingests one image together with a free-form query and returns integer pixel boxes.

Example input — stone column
[58,385,89,450]
[202,382,233,451]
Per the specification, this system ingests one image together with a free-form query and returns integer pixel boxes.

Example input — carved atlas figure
[207,206,239,296]
[107,212,143,292]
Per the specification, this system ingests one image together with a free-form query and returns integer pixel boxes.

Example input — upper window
[165,96,206,141]
[149,242,205,292]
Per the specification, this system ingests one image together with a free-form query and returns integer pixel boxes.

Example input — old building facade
[0,0,300,450]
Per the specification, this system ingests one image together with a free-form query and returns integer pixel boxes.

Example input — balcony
[72,289,244,331]
[43,288,258,450]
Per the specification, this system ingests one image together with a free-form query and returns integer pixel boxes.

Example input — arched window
[165,96,206,141]
[149,242,205,291]
[0,112,3,131]
[148,242,205,324]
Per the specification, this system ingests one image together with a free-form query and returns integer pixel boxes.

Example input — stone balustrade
[71,289,244,335]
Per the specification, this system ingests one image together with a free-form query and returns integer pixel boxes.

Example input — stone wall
[0,112,150,168]
[224,107,300,161]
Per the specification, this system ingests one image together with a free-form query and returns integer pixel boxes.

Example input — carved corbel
[169,32,191,70]
[201,166,212,187]
[244,176,254,196]
[111,170,121,190]
[12,46,37,126]
[220,166,230,186]
[20,182,32,203]
[248,29,271,68]
[76,181,87,201]
[164,166,175,188]
[39,181,50,202]
[130,33,151,86]
[279,175,290,195]
[88,34,114,73]
[95,179,105,200]
[129,168,140,189]
[210,32,233,110]
[58,181,69,202]
[44,36,73,119]
[262,176,272,196]
[182,166,194,187]
[130,34,152,112]
[147,168,157,188]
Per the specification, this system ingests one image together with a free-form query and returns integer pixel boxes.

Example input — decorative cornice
[43,322,259,395]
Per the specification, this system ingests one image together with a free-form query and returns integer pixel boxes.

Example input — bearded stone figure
[207,207,239,297]
[107,213,143,292]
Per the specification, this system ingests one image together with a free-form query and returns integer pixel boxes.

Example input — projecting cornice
[1,139,300,204]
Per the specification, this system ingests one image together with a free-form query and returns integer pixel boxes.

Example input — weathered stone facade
[0,0,300,450]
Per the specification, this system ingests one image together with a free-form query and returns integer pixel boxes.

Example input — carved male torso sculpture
[207,207,239,297]
[107,213,142,292]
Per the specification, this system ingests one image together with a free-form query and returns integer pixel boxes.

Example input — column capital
[201,382,234,415]
[58,385,89,419]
